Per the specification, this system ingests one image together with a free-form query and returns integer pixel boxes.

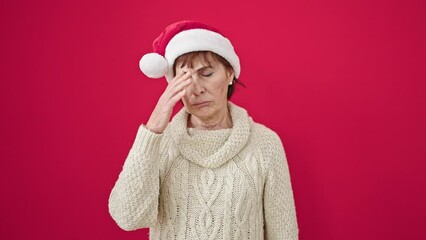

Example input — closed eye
[202,73,213,77]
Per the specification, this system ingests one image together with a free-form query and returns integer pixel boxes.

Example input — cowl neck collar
[169,102,252,168]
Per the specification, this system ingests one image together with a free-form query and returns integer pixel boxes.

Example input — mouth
[192,101,210,107]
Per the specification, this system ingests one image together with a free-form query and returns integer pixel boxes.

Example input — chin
[187,104,216,118]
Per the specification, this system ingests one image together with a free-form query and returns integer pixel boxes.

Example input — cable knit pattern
[108,102,299,239]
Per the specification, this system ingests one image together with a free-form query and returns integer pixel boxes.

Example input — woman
[108,20,299,240]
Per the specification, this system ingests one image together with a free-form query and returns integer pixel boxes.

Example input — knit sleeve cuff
[129,124,163,157]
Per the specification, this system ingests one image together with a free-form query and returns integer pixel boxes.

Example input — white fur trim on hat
[163,29,240,82]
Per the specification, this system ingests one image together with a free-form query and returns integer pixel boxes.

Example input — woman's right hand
[145,70,193,134]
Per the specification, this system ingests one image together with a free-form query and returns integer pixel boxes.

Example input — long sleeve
[263,133,299,240]
[108,124,163,231]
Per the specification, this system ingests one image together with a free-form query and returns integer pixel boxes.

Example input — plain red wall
[1,0,425,239]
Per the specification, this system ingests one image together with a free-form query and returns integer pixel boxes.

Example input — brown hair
[173,51,245,99]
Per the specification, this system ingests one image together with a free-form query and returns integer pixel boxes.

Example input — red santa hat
[139,20,240,82]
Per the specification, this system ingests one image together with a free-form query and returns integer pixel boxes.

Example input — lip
[192,101,210,107]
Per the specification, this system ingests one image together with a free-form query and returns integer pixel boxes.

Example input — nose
[189,74,205,95]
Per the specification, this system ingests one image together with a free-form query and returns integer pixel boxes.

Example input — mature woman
[108,20,299,240]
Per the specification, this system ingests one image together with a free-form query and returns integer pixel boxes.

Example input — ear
[227,69,235,81]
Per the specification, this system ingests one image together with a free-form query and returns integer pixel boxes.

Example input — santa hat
[139,20,240,82]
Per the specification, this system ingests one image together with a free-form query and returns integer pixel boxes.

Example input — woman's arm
[108,125,163,231]
[263,133,299,240]
[108,62,191,231]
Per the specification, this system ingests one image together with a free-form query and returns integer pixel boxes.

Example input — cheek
[215,81,229,95]
[209,75,229,92]
[206,81,227,100]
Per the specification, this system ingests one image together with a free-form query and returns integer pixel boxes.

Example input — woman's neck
[187,107,233,130]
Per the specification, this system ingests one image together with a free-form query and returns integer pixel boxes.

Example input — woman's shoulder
[249,121,285,156]
[251,121,282,143]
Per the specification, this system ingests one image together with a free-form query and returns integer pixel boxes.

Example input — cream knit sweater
[108,102,299,240]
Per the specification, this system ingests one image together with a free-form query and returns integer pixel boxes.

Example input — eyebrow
[194,65,213,72]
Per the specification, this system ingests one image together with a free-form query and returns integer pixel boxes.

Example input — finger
[168,89,186,107]
[168,70,188,85]
[165,71,189,93]
[170,70,193,85]
[168,77,192,96]
[165,72,192,96]
[167,78,192,99]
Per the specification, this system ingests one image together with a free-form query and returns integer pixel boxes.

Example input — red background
[1,0,425,239]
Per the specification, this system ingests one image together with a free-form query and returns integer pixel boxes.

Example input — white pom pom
[139,53,168,78]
